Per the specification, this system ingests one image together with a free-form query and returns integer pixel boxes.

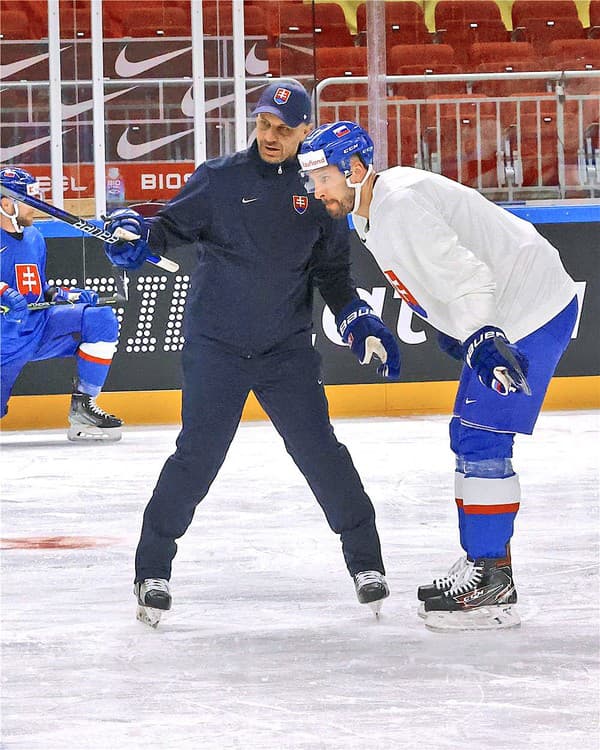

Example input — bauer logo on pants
[293,195,308,214]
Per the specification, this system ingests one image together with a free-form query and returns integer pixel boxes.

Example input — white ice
[1,411,599,750]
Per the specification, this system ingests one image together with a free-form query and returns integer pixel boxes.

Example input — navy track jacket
[147,142,359,356]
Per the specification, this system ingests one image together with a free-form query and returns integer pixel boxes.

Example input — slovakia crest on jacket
[293,195,308,215]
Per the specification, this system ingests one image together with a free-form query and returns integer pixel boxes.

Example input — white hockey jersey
[352,168,576,342]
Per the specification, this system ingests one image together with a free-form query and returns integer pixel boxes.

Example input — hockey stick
[494,337,532,396]
[0,185,179,273]
[1,296,120,314]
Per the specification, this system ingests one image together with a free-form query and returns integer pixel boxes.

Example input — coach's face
[256,113,312,164]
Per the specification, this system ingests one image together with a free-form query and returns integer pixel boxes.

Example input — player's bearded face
[311,166,354,218]
[256,114,311,164]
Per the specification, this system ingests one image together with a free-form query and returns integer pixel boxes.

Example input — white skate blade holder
[67,425,122,442]
[136,604,164,629]
[424,604,521,632]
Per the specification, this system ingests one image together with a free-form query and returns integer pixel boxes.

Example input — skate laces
[355,570,384,587]
[86,396,116,419]
[432,556,471,590]
[447,562,484,597]
[143,578,170,594]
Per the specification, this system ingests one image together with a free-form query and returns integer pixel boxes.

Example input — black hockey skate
[134,578,171,629]
[354,570,389,617]
[423,554,519,631]
[68,388,122,442]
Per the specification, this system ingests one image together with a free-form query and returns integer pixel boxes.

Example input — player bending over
[298,122,578,632]
[0,167,123,441]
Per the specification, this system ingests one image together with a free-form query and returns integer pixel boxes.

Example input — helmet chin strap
[346,164,374,214]
[0,199,23,233]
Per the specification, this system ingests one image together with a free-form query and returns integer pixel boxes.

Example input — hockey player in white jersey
[298,122,578,631]
[0,167,123,440]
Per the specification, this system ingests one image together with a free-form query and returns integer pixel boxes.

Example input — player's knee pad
[81,306,118,343]
[450,417,515,478]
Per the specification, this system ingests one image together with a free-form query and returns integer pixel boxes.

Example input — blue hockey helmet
[298,121,374,178]
[0,167,40,198]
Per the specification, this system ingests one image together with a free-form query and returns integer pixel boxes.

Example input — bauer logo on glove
[336,299,401,380]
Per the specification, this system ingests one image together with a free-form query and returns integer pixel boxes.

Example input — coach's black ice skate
[354,571,389,617]
[423,554,519,631]
[68,388,122,442]
[134,578,171,629]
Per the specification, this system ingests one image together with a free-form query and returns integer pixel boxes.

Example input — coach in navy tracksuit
[105,81,401,618]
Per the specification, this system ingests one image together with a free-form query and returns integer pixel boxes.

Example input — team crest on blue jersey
[15,263,43,302]
[274,87,291,105]
[384,268,428,318]
[293,195,308,214]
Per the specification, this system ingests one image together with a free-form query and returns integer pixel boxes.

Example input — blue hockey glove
[336,299,401,379]
[437,331,463,360]
[49,286,99,306]
[0,283,28,324]
[103,208,151,269]
[464,326,530,396]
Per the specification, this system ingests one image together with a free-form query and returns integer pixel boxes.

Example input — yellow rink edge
[1,376,598,431]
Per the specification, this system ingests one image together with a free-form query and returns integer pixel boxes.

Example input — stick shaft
[1,296,120,314]
[1,185,179,273]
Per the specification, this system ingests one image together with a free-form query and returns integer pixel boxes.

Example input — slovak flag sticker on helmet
[293,195,308,214]
[333,124,351,138]
[274,87,291,105]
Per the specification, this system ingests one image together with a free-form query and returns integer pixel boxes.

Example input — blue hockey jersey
[0,225,48,356]
[148,141,358,355]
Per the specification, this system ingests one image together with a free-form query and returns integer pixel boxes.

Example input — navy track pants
[135,339,385,581]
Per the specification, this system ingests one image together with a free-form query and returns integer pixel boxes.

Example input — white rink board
[1,412,599,749]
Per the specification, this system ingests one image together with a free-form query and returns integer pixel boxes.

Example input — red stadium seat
[421,113,498,187]
[507,112,561,186]
[469,41,537,65]
[548,38,600,68]
[512,17,585,53]
[436,19,509,63]
[265,47,315,79]
[122,6,190,37]
[388,43,456,69]
[591,0,600,31]
[511,0,580,27]
[203,4,266,37]
[0,9,33,39]
[271,1,354,47]
[435,0,503,25]
[356,1,430,48]
[316,46,367,78]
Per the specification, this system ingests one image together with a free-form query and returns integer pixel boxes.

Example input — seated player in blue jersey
[0,167,122,441]
[298,122,578,632]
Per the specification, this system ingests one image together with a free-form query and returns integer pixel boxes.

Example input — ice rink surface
[1,410,599,750]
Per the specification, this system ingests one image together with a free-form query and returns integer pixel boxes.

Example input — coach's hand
[336,299,401,379]
[103,208,151,269]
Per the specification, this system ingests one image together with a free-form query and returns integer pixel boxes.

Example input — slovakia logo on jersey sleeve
[293,195,308,214]
[15,263,43,302]
[384,269,428,318]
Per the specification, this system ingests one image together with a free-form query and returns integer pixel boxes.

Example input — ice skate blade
[367,599,384,617]
[424,604,521,632]
[68,425,122,442]
[417,602,426,619]
[136,604,164,629]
